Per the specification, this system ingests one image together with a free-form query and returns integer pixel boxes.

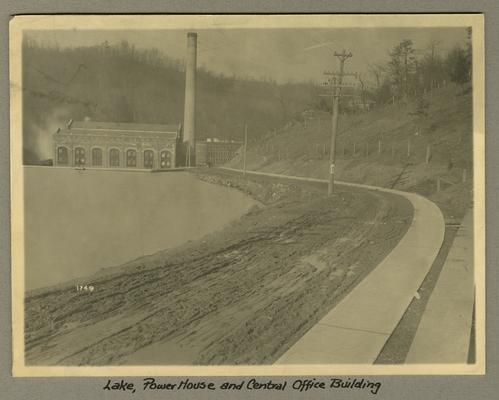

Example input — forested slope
[22,39,317,164]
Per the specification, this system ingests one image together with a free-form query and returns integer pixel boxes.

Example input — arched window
[160,150,172,169]
[109,149,120,167]
[143,150,154,169]
[57,146,68,165]
[74,147,86,166]
[126,149,137,167]
[91,148,103,166]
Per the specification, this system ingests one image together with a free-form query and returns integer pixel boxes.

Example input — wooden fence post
[426,145,431,164]
[353,142,357,156]
[378,140,382,155]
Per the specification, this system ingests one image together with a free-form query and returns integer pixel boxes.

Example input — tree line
[368,29,472,106]
[22,38,317,163]
[21,32,472,164]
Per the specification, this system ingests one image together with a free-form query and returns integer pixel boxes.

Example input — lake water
[24,167,257,291]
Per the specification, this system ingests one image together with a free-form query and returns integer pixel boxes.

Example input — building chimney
[183,32,197,166]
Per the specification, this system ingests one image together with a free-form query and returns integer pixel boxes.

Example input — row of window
[57,147,172,169]
[208,150,238,164]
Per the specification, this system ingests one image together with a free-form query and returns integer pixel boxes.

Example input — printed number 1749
[76,284,94,292]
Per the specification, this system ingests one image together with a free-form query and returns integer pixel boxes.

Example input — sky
[25,27,469,85]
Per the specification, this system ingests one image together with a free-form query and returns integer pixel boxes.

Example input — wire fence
[253,136,472,191]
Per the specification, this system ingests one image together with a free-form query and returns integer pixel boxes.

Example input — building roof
[57,121,180,139]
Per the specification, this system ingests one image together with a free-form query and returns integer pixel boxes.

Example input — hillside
[228,84,474,220]
[22,39,316,164]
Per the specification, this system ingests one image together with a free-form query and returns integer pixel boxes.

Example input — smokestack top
[187,32,197,38]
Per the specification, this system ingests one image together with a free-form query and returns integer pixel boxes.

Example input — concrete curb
[219,167,445,364]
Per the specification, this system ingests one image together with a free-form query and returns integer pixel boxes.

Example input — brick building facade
[53,120,181,169]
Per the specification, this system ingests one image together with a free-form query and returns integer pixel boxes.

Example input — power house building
[53,120,181,169]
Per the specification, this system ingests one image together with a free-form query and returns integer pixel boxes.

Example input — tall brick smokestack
[183,32,197,166]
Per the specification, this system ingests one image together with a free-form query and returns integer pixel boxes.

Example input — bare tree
[368,63,385,89]
[426,39,442,90]
[357,74,368,111]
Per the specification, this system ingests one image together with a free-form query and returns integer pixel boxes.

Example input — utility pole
[323,50,353,196]
[243,123,248,177]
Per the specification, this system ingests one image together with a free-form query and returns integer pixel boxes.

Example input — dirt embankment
[227,85,473,222]
[25,169,412,366]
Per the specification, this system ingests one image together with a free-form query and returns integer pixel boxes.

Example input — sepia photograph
[9,14,485,376]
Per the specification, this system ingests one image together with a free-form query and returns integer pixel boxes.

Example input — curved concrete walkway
[220,168,445,364]
[405,209,474,363]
